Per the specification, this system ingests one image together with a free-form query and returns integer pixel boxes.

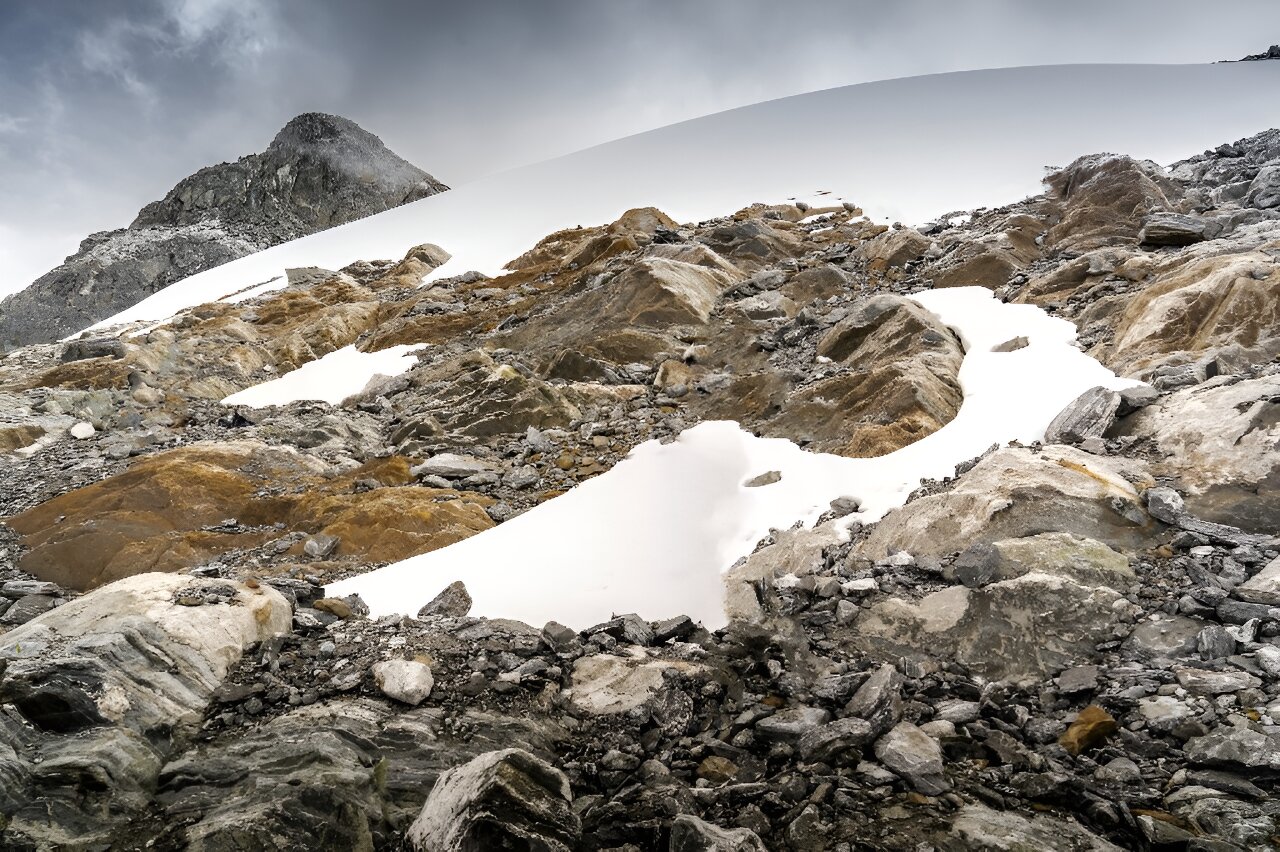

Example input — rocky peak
[1239,44,1280,61]
[0,113,445,349]
[130,112,444,232]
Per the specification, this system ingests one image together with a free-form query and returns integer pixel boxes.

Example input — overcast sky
[1,0,1278,297]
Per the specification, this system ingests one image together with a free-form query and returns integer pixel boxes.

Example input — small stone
[755,706,831,741]
[412,453,496,479]
[1236,555,1280,606]
[670,814,767,852]
[69,421,96,440]
[845,663,903,736]
[1,580,62,599]
[371,659,434,706]
[1184,727,1280,771]
[312,598,355,619]
[1174,667,1261,695]
[1056,665,1100,694]
[744,470,782,487]
[798,717,875,762]
[1196,625,1236,660]
[303,533,340,559]
[696,755,739,783]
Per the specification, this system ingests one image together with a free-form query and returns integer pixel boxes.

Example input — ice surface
[326,287,1141,629]
[82,62,1280,335]
[221,344,424,407]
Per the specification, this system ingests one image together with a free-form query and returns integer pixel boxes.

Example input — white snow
[326,287,1141,629]
[222,344,424,407]
[80,62,1280,335]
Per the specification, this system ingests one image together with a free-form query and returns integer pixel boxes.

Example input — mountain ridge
[0,112,446,349]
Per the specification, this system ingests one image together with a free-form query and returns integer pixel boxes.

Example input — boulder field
[0,129,1277,850]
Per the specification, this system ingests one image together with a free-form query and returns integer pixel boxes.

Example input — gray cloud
[2,0,1279,295]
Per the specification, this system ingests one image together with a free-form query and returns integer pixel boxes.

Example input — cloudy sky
[1,0,1278,297]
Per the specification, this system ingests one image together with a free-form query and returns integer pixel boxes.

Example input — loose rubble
[0,126,1278,850]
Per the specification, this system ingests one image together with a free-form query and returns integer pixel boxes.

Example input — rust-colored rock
[1059,705,1119,755]
[7,442,493,591]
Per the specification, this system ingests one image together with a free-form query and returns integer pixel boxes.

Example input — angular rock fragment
[407,748,580,852]
[874,721,949,795]
[417,580,473,618]
[1043,386,1121,445]
[670,814,768,851]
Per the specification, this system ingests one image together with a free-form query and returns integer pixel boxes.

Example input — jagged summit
[1240,44,1280,61]
[0,113,445,349]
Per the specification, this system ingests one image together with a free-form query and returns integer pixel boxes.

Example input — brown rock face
[7,444,492,590]
[764,295,963,456]
[1098,252,1280,378]
[1043,154,1186,252]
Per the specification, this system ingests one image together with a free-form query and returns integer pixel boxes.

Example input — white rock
[371,659,434,706]
[1237,556,1280,607]
[69,422,97,440]
[564,652,704,715]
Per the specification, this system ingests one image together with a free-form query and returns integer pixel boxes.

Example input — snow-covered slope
[327,287,1140,629]
[83,63,1280,335]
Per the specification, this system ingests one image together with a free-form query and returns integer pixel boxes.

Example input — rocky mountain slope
[0,126,1276,850]
[0,113,447,349]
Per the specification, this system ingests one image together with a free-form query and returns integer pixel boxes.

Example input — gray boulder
[1138,213,1211,246]
[1043,386,1121,444]
[670,814,768,851]
[874,721,949,795]
[0,573,291,847]
[417,580,473,618]
[407,748,580,851]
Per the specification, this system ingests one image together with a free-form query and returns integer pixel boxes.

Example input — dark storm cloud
[2,0,1279,294]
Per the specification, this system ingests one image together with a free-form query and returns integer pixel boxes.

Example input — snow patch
[327,287,1140,629]
[222,344,424,407]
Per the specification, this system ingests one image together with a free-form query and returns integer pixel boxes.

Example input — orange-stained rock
[1059,705,1119,755]
[6,441,492,591]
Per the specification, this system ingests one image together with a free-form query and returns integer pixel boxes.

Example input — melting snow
[222,344,424,407]
[327,287,1141,629]
[79,63,1280,335]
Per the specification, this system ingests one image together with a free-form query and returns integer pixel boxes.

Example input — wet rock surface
[0,129,1278,850]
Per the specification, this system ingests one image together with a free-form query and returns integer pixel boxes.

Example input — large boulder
[853,565,1125,682]
[0,573,291,847]
[765,294,963,456]
[154,699,564,851]
[1118,376,1279,532]
[855,445,1153,562]
[1043,154,1186,252]
[406,748,580,852]
[1097,251,1280,378]
[945,804,1123,851]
